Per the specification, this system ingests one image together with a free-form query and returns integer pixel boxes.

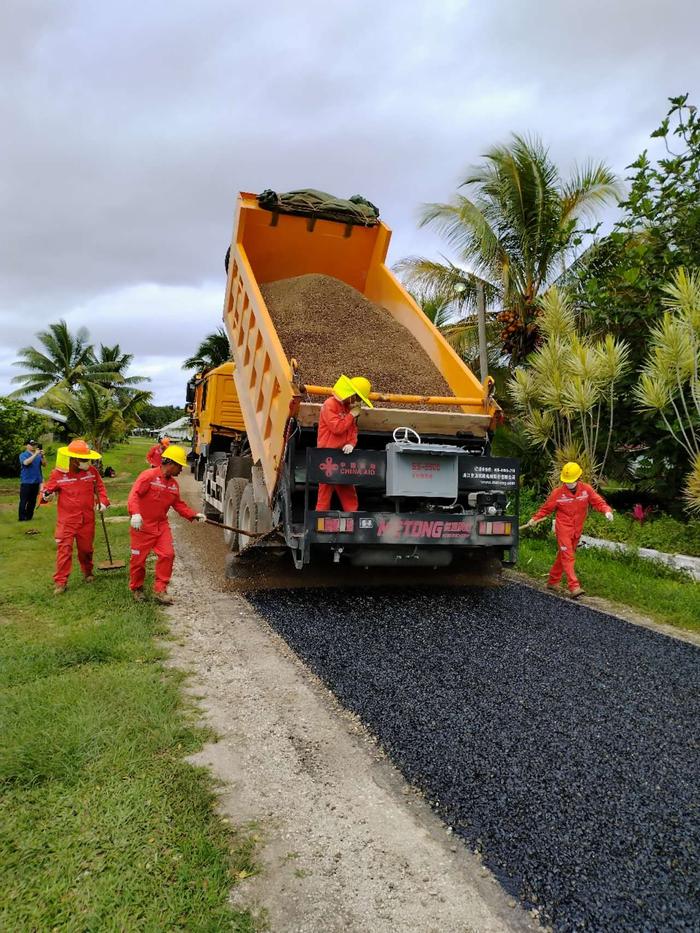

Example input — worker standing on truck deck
[41,439,110,595]
[128,444,206,604]
[316,375,373,512]
[18,439,45,521]
[525,462,613,598]
[146,436,170,468]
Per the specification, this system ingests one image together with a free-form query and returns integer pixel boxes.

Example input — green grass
[518,537,700,633]
[0,439,259,930]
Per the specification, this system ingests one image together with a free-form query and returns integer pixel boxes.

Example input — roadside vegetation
[0,439,259,930]
[402,95,700,519]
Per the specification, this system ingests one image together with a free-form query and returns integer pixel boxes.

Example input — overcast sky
[2,0,699,406]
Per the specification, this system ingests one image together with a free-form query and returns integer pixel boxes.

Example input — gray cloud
[1,0,699,402]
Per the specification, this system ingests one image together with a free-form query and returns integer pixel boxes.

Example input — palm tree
[10,321,137,398]
[11,320,103,396]
[94,344,148,385]
[93,343,150,400]
[410,284,502,369]
[398,135,620,364]
[182,327,230,372]
[48,383,152,452]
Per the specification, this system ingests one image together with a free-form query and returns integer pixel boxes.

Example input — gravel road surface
[249,584,700,932]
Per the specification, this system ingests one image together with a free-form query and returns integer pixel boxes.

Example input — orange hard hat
[161,437,171,447]
[67,439,93,456]
[66,437,100,460]
[58,438,101,464]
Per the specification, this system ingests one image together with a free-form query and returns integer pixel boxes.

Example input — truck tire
[223,478,248,552]
[237,483,273,552]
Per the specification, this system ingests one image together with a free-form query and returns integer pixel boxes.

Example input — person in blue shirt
[18,439,45,521]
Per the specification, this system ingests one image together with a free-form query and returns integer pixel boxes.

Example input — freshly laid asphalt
[248,583,700,932]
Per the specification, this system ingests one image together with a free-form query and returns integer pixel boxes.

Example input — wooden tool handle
[519,516,548,531]
[204,517,265,538]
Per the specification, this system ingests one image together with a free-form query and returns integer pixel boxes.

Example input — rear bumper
[307,510,518,548]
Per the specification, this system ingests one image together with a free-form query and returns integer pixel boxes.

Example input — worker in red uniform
[41,439,110,595]
[316,375,373,512]
[146,436,170,468]
[128,444,205,604]
[525,461,613,598]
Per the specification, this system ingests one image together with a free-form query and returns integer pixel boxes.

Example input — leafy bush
[586,509,700,557]
[0,398,47,477]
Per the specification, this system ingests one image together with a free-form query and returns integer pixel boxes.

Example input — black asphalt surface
[248,583,700,932]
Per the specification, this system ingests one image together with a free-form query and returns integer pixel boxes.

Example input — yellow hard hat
[161,444,188,468]
[332,374,374,409]
[349,377,373,406]
[560,461,582,483]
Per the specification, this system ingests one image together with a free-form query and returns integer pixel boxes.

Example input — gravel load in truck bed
[248,584,700,933]
[259,274,455,403]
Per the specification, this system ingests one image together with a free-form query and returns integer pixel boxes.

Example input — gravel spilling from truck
[260,273,455,403]
[248,584,700,932]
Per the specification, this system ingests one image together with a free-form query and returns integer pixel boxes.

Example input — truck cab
[186,362,246,503]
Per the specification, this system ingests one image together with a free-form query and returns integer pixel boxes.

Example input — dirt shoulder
[164,476,536,932]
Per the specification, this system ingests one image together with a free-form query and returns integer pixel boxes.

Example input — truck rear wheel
[237,483,273,552]
[223,478,248,552]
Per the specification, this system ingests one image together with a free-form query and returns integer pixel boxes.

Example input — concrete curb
[579,534,700,582]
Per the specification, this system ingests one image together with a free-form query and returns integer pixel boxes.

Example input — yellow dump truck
[186,362,245,497]
[200,190,519,572]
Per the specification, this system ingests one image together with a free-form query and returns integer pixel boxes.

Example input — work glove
[130,513,143,530]
[195,513,207,523]
[350,404,362,417]
[605,511,614,522]
[41,491,54,503]
[342,444,354,455]
[95,502,108,512]
[525,518,534,527]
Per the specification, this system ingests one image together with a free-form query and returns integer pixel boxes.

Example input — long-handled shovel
[96,507,126,570]
[204,517,266,538]
[519,516,548,532]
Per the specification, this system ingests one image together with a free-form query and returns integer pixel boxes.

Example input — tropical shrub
[508,287,629,485]
[634,268,700,512]
[0,398,48,476]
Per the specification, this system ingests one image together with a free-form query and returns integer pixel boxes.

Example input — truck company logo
[320,457,339,478]
[319,457,378,479]
[377,518,472,540]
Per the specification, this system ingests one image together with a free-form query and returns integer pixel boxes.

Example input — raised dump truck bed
[195,191,518,573]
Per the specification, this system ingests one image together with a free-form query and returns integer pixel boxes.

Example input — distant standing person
[525,461,613,598]
[18,439,45,521]
[146,436,170,468]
